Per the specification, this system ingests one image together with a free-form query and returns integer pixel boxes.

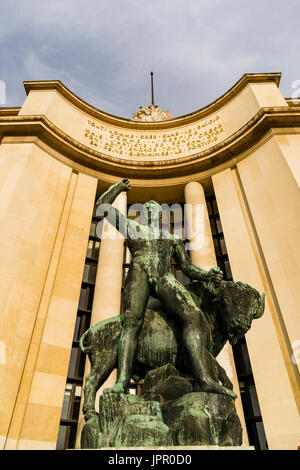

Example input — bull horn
[253,292,265,319]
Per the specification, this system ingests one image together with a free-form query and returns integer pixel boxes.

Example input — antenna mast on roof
[150,71,155,105]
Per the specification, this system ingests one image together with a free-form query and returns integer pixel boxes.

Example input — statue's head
[143,200,162,226]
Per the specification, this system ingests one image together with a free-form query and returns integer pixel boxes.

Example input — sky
[1,0,300,118]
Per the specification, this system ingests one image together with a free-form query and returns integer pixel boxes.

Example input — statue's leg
[83,352,116,419]
[103,265,150,394]
[156,274,236,399]
[217,362,233,390]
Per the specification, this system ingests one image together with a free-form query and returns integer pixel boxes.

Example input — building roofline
[23,73,282,130]
[0,107,21,116]
[1,105,299,181]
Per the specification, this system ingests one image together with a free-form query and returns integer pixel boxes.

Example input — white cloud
[1,0,299,116]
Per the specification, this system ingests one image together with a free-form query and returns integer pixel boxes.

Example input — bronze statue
[95,179,236,397]
[79,179,265,448]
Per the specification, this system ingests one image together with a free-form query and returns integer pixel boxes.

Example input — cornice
[285,98,300,107]
[23,73,282,130]
[1,106,299,179]
[0,107,21,116]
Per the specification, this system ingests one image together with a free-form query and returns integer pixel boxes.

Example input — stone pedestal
[81,393,172,449]
[81,363,242,449]
[143,364,242,446]
[99,445,254,450]
[162,392,242,447]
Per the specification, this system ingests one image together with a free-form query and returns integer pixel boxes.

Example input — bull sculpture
[80,279,265,420]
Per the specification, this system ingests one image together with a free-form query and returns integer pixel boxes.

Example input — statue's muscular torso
[127,225,178,285]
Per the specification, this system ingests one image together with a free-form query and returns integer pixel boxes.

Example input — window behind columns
[206,194,268,450]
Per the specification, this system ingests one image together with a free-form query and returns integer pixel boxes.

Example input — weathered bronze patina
[80,179,265,448]
[95,179,232,396]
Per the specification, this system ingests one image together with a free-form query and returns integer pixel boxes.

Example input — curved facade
[0,73,299,450]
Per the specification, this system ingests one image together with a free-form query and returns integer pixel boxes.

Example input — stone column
[2,169,97,450]
[184,181,248,445]
[75,192,127,447]
[236,136,300,381]
[184,182,216,270]
[213,168,300,449]
[0,140,73,449]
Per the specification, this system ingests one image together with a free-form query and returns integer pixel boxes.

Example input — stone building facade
[0,73,299,450]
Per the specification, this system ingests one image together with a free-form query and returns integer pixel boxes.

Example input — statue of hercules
[96,179,236,400]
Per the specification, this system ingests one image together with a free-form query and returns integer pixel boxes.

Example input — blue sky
[1,0,299,118]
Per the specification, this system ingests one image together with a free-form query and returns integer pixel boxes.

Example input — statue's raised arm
[96,179,131,237]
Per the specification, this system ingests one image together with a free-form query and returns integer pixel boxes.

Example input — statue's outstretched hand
[119,179,131,192]
[208,267,223,285]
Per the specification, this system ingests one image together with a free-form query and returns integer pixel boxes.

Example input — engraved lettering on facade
[83,116,224,159]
